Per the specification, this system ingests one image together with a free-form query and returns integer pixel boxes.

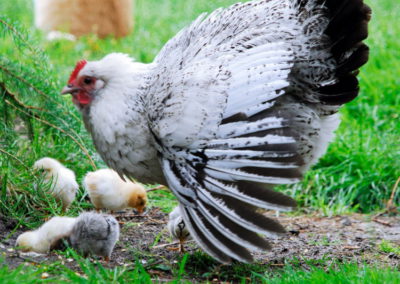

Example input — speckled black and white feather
[75,0,370,263]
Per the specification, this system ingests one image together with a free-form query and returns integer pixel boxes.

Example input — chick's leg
[179,237,186,254]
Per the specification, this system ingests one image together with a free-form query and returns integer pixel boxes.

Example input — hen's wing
[145,0,370,263]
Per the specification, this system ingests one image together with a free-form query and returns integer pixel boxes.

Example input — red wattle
[76,92,91,105]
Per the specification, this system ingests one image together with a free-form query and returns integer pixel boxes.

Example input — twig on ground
[151,241,180,250]
[142,218,167,225]
[151,240,195,250]
[343,245,360,250]
[146,185,168,192]
[372,218,392,227]
[270,263,285,267]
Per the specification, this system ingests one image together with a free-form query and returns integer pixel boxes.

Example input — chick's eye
[83,77,92,84]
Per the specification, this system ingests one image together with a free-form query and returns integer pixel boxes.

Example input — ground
[1,208,398,281]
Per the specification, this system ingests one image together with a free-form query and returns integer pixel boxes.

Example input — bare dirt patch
[1,208,399,280]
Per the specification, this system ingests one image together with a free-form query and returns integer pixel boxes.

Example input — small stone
[41,273,49,279]
[341,217,352,226]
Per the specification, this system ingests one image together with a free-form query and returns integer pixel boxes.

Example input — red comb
[68,60,87,84]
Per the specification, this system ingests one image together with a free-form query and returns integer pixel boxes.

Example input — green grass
[379,240,400,257]
[1,254,399,283]
[0,0,399,282]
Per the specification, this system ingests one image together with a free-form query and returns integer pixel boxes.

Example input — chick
[33,157,78,212]
[83,169,147,214]
[69,212,119,261]
[16,216,76,253]
[167,206,191,253]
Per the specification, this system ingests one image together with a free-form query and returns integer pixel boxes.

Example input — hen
[62,0,371,263]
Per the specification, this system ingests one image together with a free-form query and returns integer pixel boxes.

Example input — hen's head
[62,53,134,109]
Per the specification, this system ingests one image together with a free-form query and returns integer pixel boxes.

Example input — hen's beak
[61,85,81,95]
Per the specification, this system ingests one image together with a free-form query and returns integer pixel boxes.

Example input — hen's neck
[81,62,165,184]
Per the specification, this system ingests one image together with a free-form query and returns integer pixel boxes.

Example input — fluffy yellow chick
[34,157,78,212]
[83,169,147,213]
[15,216,76,253]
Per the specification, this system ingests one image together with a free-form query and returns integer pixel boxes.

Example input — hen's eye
[84,77,92,84]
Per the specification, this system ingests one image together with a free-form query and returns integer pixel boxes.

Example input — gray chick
[69,212,119,261]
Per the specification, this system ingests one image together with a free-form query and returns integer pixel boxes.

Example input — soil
[1,208,399,281]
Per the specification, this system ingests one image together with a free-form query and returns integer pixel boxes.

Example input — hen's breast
[83,91,166,185]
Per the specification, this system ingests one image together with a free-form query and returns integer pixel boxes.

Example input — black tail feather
[317,0,371,105]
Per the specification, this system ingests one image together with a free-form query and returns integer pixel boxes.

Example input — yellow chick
[33,157,78,212]
[15,216,76,253]
[83,169,147,214]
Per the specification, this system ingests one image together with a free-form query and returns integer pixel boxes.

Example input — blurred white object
[33,0,133,38]
[46,31,76,41]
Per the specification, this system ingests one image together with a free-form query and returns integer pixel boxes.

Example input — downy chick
[16,216,76,253]
[69,212,119,261]
[34,157,78,212]
[83,169,147,214]
[167,206,191,253]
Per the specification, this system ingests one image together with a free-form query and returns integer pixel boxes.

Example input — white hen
[34,157,78,211]
[62,0,371,263]
[83,169,147,213]
[15,216,76,253]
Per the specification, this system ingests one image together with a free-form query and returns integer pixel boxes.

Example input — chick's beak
[61,84,81,95]
[137,207,145,215]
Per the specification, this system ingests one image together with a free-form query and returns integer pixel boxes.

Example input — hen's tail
[294,0,371,106]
